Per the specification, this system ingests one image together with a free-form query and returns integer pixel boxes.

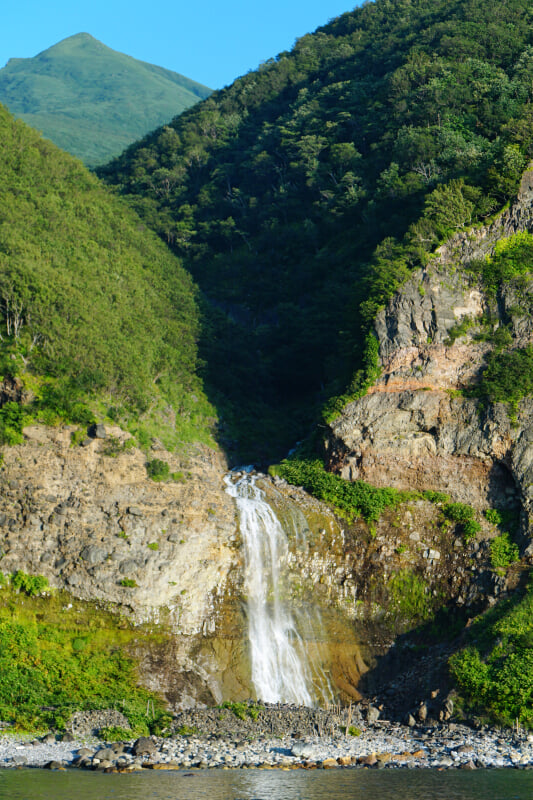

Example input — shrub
[36,382,95,426]
[101,436,135,457]
[480,346,533,413]
[347,726,362,736]
[146,459,170,481]
[463,519,482,543]
[70,429,86,447]
[485,508,503,526]
[449,578,533,727]
[0,401,27,445]
[176,724,197,736]
[220,701,263,721]
[443,503,475,524]
[98,726,133,742]
[490,533,520,571]
[270,457,399,523]
[422,490,450,504]
[442,502,480,543]
[479,231,533,295]
[119,578,137,588]
[444,315,478,346]
[11,571,48,596]
[149,712,174,737]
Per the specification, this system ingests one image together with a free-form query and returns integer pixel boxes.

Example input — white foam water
[225,472,332,706]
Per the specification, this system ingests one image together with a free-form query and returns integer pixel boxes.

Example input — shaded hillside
[0,33,211,166]
[100,0,533,461]
[0,103,214,447]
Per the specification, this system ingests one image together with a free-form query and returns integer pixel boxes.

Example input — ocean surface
[0,768,532,800]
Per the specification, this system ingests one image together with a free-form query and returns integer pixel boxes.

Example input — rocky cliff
[0,424,248,707]
[0,424,374,707]
[0,420,461,711]
[325,168,533,552]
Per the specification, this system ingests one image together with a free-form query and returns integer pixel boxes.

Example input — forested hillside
[0,33,212,166]
[100,0,533,461]
[0,103,214,448]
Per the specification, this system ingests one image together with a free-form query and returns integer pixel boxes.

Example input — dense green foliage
[450,575,533,727]
[271,454,458,527]
[323,332,381,422]
[0,402,28,445]
[483,507,521,571]
[481,346,533,410]
[0,33,211,166]
[270,457,401,523]
[474,231,533,295]
[442,503,476,525]
[490,532,520,571]
[0,102,215,446]
[462,232,533,415]
[220,701,263,721]
[0,577,163,731]
[10,571,48,597]
[100,0,533,459]
[146,458,170,481]
[442,502,481,543]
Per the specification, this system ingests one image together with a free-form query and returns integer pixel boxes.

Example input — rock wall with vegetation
[325,168,533,536]
[0,422,247,711]
[315,168,533,725]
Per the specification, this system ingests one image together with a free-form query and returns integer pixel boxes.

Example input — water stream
[225,471,332,705]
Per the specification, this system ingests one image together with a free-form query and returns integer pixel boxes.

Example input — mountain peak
[38,32,108,57]
[0,34,211,165]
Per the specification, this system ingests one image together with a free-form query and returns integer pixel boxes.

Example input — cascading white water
[225,471,332,706]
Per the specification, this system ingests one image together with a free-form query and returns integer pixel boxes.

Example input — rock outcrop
[0,424,236,628]
[325,168,533,548]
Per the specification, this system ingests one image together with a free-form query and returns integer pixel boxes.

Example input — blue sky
[1,1,360,89]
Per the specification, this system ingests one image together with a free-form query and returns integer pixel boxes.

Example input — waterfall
[225,471,332,706]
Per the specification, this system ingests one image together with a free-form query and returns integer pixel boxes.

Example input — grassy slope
[0,573,167,733]
[0,33,212,166]
[0,102,215,447]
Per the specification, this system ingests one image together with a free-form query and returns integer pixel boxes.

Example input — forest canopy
[0,103,214,446]
[100,0,533,460]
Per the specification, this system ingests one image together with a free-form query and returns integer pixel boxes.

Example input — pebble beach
[2,720,533,772]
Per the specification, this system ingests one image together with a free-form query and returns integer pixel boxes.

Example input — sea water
[1,767,532,800]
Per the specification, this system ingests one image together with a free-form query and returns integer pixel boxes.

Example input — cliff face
[0,423,466,709]
[0,425,248,707]
[325,169,533,553]
[0,425,236,627]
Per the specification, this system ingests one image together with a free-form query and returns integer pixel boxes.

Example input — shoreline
[1,721,533,772]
